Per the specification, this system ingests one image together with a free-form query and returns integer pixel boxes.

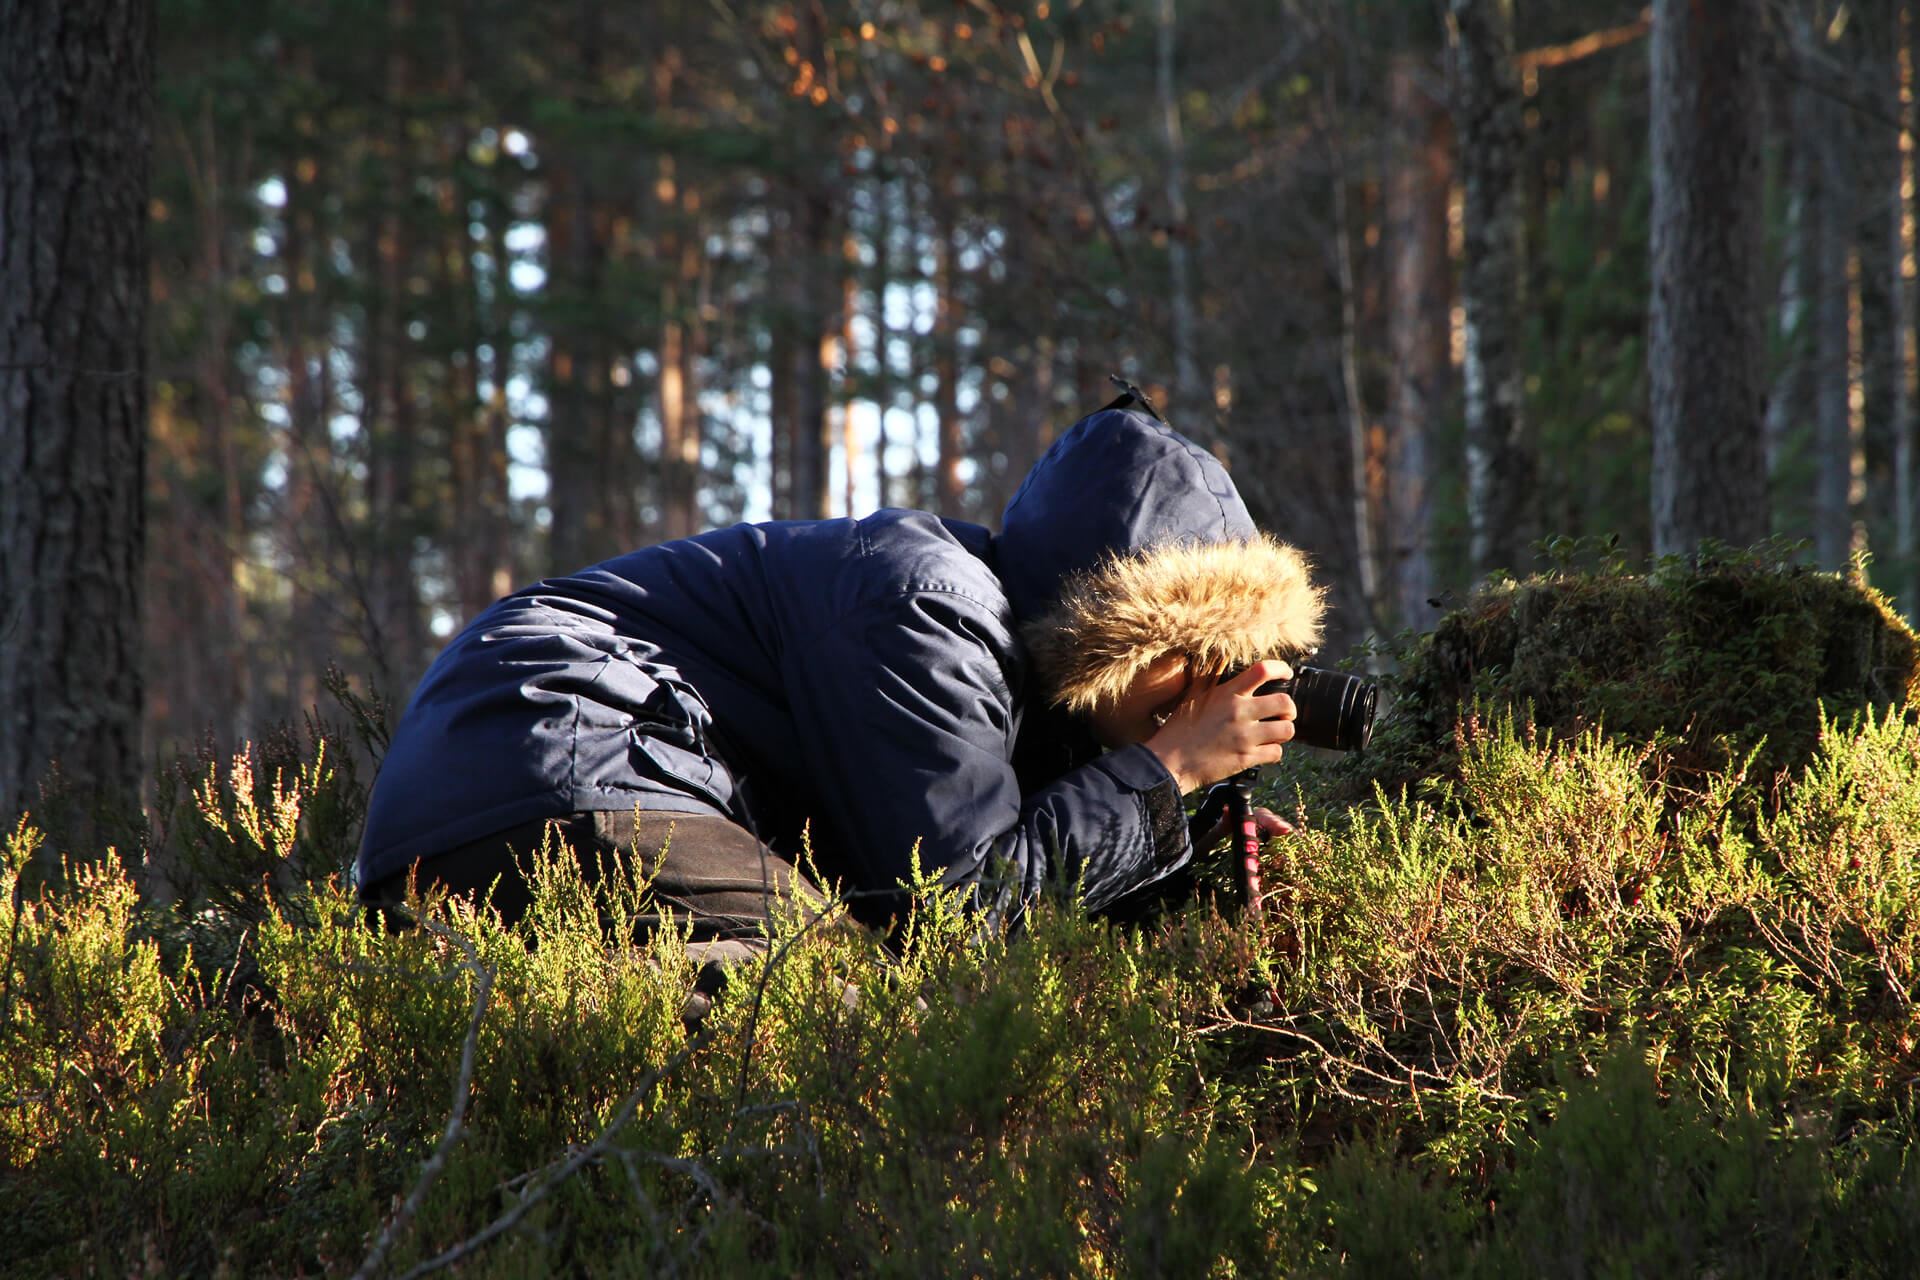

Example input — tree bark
[365,0,423,687]
[543,151,596,568]
[655,51,703,541]
[789,184,834,520]
[1766,11,1822,487]
[446,140,500,622]
[543,0,640,570]
[656,207,698,539]
[1448,0,1533,578]
[1647,0,1769,558]
[840,232,861,517]
[1157,0,1206,424]
[475,167,517,608]
[1330,137,1382,638]
[872,167,896,509]
[768,187,796,520]
[434,5,510,626]
[1813,72,1859,571]
[0,0,154,824]
[1896,4,1918,612]
[934,169,965,517]
[1385,53,1451,633]
[281,142,335,714]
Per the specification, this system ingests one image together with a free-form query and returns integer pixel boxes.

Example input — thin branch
[1515,9,1651,73]
[0,856,25,1034]
[1013,28,1133,276]
[352,920,494,1280]
[726,885,868,1124]
[391,1029,705,1280]
[274,428,398,692]
[1199,1008,1520,1104]
[389,883,941,1277]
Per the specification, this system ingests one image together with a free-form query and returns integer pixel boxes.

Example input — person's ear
[1148,660,1198,727]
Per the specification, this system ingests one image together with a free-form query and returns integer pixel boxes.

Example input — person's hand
[1143,658,1297,794]
[1193,803,1295,850]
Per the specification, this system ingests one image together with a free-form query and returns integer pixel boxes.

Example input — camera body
[1251,664,1377,752]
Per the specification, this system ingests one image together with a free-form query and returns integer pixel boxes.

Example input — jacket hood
[998,406,1326,712]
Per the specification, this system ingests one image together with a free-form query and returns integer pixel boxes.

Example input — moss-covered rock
[1309,549,1920,809]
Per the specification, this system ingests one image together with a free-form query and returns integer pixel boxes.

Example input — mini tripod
[1190,768,1267,921]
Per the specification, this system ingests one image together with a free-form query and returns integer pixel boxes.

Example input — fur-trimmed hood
[1022,534,1324,714]
[996,406,1326,712]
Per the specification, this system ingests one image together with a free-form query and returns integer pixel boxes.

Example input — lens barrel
[1257,665,1377,752]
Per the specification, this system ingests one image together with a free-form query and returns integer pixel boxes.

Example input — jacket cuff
[1094,741,1178,791]
[1094,743,1190,871]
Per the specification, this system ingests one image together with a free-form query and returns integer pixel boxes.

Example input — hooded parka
[355,406,1323,925]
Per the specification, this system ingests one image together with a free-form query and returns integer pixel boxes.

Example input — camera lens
[1257,666,1377,752]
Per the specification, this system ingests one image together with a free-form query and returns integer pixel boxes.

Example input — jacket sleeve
[780,586,1192,926]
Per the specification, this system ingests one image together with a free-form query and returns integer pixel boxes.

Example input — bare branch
[352,919,494,1280]
[1515,9,1652,74]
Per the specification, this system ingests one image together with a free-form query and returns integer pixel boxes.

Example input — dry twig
[352,920,494,1280]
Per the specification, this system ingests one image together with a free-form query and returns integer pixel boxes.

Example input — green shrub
[3,562,1919,1274]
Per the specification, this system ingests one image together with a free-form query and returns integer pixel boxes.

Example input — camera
[1245,664,1378,752]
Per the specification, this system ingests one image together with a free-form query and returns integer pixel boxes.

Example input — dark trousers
[362,809,828,951]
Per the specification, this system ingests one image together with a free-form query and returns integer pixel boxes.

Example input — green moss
[1316,548,1919,810]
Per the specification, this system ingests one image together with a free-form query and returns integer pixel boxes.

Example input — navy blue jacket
[355,407,1258,923]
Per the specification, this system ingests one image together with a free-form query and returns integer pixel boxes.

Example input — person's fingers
[1195,804,1293,851]
[1251,807,1294,838]
[1225,657,1294,694]
[1233,714,1294,747]
[1247,690,1297,722]
[1147,658,1309,791]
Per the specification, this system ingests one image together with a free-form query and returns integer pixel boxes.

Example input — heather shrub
[3,563,1918,1275]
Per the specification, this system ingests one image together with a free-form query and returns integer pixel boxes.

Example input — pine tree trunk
[1385,53,1450,633]
[657,195,696,539]
[281,145,334,714]
[446,126,501,623]
[173,105,250,745]
[768,192,797,521]
[655,52,703,541]
[872,168,895,509]
[367,0,423,686]
[840,235,861,517]
[1009,335,1054,499]
[441,9,510,624]
[790,185,833,521]
[1767,12,1821,487]
[1448,0,1533,578]
[1813,81,1858,571]
[681,223,709,529]
[544,152,595,569]
[934,170,964,517]
[1157,0,1205,424]
[477,178,517,604]
[1896,4,1918,613]
[543,0,637,570]
[1331,147,1382,638]
[1648,0,1769,558]
[0,0,154,824]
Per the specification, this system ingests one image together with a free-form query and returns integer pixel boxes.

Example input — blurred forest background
[7,0,1920,813]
